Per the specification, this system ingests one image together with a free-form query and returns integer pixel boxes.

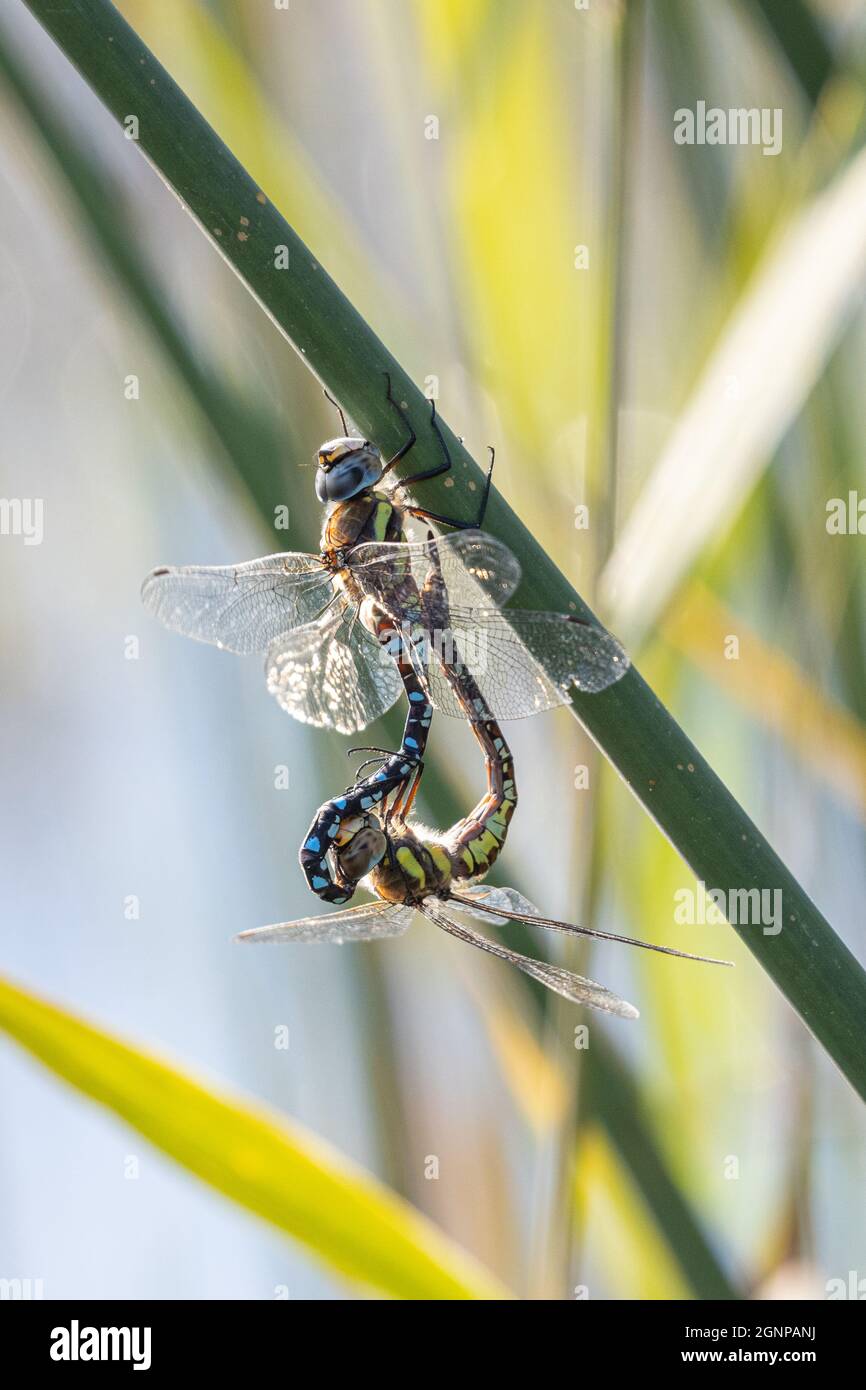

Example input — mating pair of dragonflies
[143,376,730,1017]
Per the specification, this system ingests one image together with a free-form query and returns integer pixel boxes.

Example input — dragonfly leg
[396,762,424,821]
[385,759,424,823]
[380,371,417,473]
[395,400,496,530]
[391,397,452,491]
[473,445,496,528]
[346,746,394,784]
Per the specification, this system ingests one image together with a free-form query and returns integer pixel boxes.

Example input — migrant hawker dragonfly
[142,379,629,734]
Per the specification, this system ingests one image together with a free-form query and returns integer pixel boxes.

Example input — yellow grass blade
[0,974,512,1300]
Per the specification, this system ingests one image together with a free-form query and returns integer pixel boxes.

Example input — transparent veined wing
[348,530,523,610]
[419,607,629,720]
[235,901,415,945]
[421,900,639,1019]
[266,598,403,734]
[449,884,541,925]
[449,888,733,962]
[141,553,331,654]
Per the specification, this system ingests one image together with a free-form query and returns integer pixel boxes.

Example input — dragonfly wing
[422,899,639,1019]
[141,553,331,654]
[450,884,542,925]
[419,606,628,719]
[349,530,522,607]
[266,600,403,734]
[503,610,630,694]
[418,607,565,719]
[453,889,734,963]
[236,901,415,945]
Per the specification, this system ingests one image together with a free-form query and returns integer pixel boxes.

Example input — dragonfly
[240,674,732,1016]
[141,376,630,750]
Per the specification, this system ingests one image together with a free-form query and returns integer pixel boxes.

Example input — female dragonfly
[141,377,629,737]
[240,651,730,1016]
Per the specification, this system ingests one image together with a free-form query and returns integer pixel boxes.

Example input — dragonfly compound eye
[315,442,383,502]
[335,825,387,880]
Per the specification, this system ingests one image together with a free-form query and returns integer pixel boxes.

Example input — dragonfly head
[333,812,387,882]
[315,438,384,503]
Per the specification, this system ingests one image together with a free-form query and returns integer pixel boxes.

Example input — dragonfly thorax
[366,828,455,905]
[320,489,405,557]
[315,437,384,503]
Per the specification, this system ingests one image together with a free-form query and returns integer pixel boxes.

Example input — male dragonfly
[142,379,629,735]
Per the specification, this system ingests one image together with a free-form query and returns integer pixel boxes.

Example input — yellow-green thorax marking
[321,491,421,627]
[364,717,518,906]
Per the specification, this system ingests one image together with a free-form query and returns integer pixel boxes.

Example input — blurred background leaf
[0,975,510,1299]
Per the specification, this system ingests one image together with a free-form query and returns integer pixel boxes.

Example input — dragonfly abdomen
[298,603,435,904]
[441,701,518,883]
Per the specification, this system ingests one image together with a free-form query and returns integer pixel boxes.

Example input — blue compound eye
[314,443,383,502]
[316,463,363,502]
